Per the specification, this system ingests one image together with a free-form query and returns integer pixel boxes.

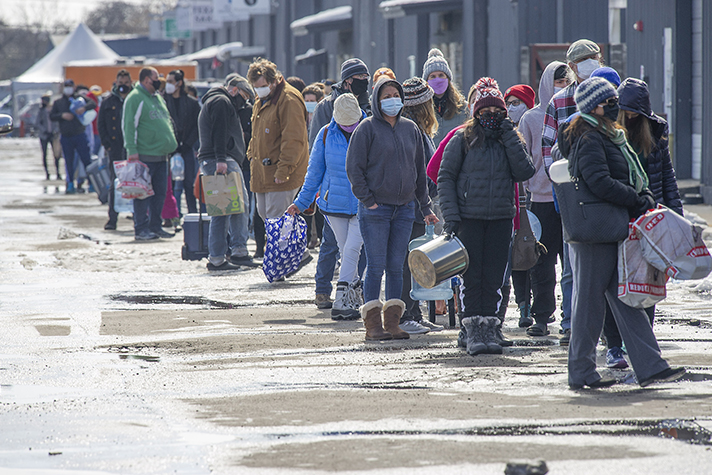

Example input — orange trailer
[64,60,198,93]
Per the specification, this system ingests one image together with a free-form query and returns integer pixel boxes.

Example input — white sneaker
[418,319,444,331]
[399,320,430,334]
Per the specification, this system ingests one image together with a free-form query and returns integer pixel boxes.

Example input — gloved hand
[635,189,656,216]
[499,116,515,133]
[443,220,460,236]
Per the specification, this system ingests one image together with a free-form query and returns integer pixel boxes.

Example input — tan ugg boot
[361,300,391,341]
[382,299,410,340]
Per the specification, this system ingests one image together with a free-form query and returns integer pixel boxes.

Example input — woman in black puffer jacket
[438,78,535,356]
[558,77,684,389]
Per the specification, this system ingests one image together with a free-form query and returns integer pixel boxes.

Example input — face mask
[117,84,131,95]
[576,58,600,79]
[380,97,403,117]
[553,86,564,94]
[305,101,317,113]
[165,82,176,95]
[339,122,359,133]
[603,103,620,122]
[254,85,271,99]
[428,77,449,95]
[151,79,162,91]
[349,78,369,96]
[478,111,506,130]
[507,103,528,124]
[63,87,74,96]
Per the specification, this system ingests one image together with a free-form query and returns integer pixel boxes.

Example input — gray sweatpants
[568,242,670,386]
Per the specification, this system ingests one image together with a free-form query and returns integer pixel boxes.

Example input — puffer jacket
[438,123,535,222]
[618,79,682,214]
[559,122,641,218]
[293,113,365,217]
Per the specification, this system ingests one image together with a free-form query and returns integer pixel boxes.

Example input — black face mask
[603,103,620,122]
[349,78,368,96]
[478,111,506,130]
[151,79,162,91]
[230,92,245,110]
[117,84,131,95]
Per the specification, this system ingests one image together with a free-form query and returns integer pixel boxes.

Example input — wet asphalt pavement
[2,138,712,474]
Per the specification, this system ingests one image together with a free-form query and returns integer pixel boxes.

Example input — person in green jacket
[122,67,178,241]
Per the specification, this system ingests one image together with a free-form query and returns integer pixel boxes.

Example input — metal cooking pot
[408,234,469,289]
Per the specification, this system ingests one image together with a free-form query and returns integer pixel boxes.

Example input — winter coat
[164,92,201,156]
[197,86,245,166]
[519,60,566,202]
[98,88,126,152]
[246,78,309,193]
[121,83,177,159]
[618,80,682,214]
[559,122,641,217]
[345,79,432,217]
[49,94,96,138]
[293,113,366,217]
[432,97,469,147]
[438,124,534,222]
[308,81,371,148]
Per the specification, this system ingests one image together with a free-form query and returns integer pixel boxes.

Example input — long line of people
[41,38,685,388]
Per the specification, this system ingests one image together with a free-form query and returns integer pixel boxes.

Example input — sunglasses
[599,97,619,108]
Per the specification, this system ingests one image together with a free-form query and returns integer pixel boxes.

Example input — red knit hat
[473,77,506,116]
[504,84,536,109]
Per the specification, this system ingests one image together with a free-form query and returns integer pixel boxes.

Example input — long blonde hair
[404,101,439,138]
[440,81,467,121]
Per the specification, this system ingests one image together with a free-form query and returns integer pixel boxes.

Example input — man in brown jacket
[246,58,309,220]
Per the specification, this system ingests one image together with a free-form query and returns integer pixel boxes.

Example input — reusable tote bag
[263,213,308,283]
[201,171,246,216]
[114,160,154,200]
[618,223,667,308]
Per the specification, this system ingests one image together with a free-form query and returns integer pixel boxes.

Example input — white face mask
[63,87,74,96]
[254,85,271,99]
[507,103,528,124]
[576,58,600,79]
[553,86,564,95]
[165,82,176,95]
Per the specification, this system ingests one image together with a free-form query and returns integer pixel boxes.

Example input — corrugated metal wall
[700,1,712,200]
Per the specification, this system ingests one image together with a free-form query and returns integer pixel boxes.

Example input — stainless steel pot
[408,234,469,289]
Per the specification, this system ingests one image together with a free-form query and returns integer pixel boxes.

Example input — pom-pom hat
[472,77,506,116]
[422,48,453,80]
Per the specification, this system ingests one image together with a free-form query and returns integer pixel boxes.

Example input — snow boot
[362,300,391,341]
[345,280,364,319]
[462,316,487,355]
[457,327,467,349]
[332,281,360,320]
[382,299,410,340]
[482,316,504,354]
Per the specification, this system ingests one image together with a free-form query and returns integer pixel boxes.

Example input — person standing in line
[287,93,365,320]
[165,69,202,220]
[122,67,178,241]
[398,77,443,335]
[558,77,685,389]
[50,78,95,194]
[346,78,437,341]
[302,83,324,127]
[308,58,372,310]
[438,78,534,356]
[300,83,326,250]
[422,48,468,146]
[98,69,133,230]
[36,92,62,181]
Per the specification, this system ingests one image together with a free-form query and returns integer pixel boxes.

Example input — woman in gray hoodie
[346,78,438,341]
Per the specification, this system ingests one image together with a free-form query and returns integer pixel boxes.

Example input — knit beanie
[333,93,362,126]
[504,84,535,109]
[574,77,617,114]
[340,58,369,81]
[373,67,396,85]
[590,66,622,87]
[402,77,434,107]
[472,77,506,116]
[422,48,453,80]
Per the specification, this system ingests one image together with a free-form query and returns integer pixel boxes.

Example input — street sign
[164,18,192,39]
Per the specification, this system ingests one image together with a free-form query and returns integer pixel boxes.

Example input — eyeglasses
[506,99,522,107]
[599,97,619,108]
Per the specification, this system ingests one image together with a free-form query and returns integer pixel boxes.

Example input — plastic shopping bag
[633,205,712,280]
[113,178,133,213]
[618,224,667,308]
[262,213,308,283]
[114,160,154,200]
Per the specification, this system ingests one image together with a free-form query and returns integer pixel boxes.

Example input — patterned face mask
[478,111,506,130]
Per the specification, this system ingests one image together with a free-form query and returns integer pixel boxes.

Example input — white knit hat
[333,93,361,126]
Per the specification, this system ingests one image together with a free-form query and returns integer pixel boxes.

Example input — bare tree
[84,0,178,35]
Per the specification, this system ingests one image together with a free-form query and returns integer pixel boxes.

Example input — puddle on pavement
[108,293,314,310]
[118,354,160,362]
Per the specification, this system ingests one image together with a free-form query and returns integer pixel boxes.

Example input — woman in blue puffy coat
[287,93,365,320]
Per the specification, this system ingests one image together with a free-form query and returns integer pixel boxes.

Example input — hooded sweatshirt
[345,79,432,216]
[518,61,565,202]
[198,86,245,165]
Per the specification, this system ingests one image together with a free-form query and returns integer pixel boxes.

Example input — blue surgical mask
[305,101,317,113]
[380,97,403,117]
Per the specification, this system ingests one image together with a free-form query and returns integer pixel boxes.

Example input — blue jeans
[133,160,168,236]
[314,218,340,295]
[560,242,573,330]
[200,159,250,264]
[359,201,415,303]
[60,133,91,186]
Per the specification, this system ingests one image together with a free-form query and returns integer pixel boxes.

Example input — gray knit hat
[340,58,369,81]
[574,77,617,114]
[422,48,452,80]
[567,39,600,63]
[402,77,434,106]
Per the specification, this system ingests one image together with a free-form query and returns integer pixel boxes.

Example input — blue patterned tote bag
[263,213,308,282]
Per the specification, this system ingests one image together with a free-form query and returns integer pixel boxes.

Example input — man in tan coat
[246,58,309,220]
